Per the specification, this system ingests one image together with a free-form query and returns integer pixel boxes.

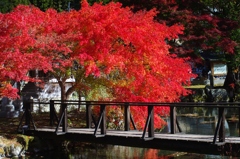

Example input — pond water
[24,116,240,159]
[25,143,235,159]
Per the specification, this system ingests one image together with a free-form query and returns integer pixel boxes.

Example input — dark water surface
[26,143,236,159]
[25,117,240,159]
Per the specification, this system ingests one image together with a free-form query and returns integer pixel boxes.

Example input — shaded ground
[0,111,87,136]
[0,117,20,135]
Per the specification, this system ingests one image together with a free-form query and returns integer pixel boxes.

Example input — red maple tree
[118,0,240,102]
[0,7,52,99]
[0,0,195,129]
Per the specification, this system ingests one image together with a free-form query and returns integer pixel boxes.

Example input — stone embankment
[0,135,32,159]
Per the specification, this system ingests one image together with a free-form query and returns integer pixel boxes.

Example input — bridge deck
[36,127,240,143]
[24,127,240,156]
[19,101,240,157]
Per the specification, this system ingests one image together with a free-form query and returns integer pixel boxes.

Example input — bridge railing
[17,100,240,144]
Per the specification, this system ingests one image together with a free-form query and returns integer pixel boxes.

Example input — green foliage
[17,135,34,150]
[87,0,117,5]
[30,0,81,11]
[0,0,30,13]
[0,0,81,13]
[200,0,240,20]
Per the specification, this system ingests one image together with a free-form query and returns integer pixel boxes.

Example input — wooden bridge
[17,100,240,157]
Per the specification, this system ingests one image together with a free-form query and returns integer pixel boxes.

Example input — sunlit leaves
[0,6,52,98]
[0,1,195,128]
[0,83,19,99]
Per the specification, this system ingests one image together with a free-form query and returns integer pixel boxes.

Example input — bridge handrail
[18,100,240,144]
[40,100,240,107]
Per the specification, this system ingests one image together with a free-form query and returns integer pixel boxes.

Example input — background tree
[0,0,31,13]
[0,0,81,13]
[201,0,240,101]
[116,0,240,101]
[6,0,240,102]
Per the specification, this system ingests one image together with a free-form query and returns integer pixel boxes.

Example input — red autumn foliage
[0,8,52,99]
[119,0,239,61]
[0,1,195,129]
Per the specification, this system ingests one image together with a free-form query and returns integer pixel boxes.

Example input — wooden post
[219,107,225,142]
[50,100,54,126]
[239,106,240,137]
[62,103,68,132]
[25,101,30,127]
[170,105,176,134]
[100,104,106,135]
[148,105,154,138]
[124,103,130,131]
[29,99,34,112]
[86,101,92,128]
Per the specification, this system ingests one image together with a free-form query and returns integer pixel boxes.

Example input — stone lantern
[209,60,227,88]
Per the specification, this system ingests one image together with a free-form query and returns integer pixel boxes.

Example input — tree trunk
[58,80,67,102]
[78,90,81,111]
[58,80,76,113]
[58,80,67,116]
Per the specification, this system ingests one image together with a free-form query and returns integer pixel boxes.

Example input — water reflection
[26,143,233,159]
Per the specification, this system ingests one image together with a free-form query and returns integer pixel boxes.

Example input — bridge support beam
[213,107,225,144]
[94,104,106,137]
[239,106,240,137]
[62,103,68,133]
[50,100,58,126]
[148,105,154,138]
[100,104,106,135]
[170,106,176,134]
[50,100,54,126]
[142,105,154,140]
[86,101,92,128]
[124,103,130,131]
[24,101,31,127]
[219,107,225,142]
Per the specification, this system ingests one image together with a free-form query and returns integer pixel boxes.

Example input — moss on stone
[17,134,34,150]
[0,135,28,157]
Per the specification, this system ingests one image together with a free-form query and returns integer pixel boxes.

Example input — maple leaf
[0,2,195,129]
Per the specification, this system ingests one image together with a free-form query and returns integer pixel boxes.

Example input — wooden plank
[24,127,240,157]
[20,100,240,157]
[33,127,240,144]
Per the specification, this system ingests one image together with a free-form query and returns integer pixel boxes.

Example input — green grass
[184,85,206,89]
